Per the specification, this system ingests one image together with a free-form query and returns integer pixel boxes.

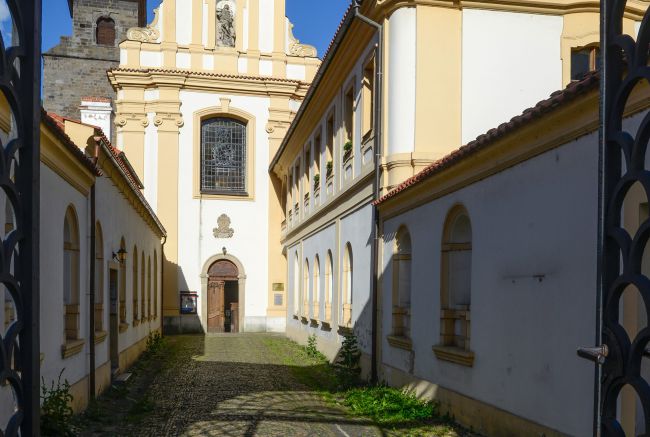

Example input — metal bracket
[577,345,609,364]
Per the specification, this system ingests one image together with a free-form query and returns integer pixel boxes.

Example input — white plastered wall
[461,10,563,144]
[175,90,271,332]
[381,129,601,436]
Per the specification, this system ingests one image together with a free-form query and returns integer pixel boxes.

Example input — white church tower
[108,0,320,333]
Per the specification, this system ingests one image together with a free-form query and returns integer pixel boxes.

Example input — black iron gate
[0,0,41,435]
[581,0,650,435]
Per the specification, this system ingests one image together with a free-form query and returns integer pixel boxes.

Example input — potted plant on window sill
[313,174,320,192]
[326,161,333,180]
[343,140,353,162]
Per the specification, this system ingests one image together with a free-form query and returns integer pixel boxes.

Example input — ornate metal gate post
[0,0,42,435]
[583,0,650,434]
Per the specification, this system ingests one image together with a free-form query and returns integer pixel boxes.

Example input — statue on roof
[217,3,236,48]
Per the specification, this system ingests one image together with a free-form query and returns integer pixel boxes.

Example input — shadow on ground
[76,334,467,437]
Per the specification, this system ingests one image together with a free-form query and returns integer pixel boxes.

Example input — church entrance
[207,259,240,333]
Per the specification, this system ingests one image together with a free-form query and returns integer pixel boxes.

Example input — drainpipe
[160,235,167,335]
[88,138,101,400]
[353,0,383,385]
[89,180,97,400]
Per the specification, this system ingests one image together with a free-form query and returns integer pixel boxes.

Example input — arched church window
[132,245,138,323]
[201,117,247,195]
[95,221,104,333]
[434,205,475,367]
[64,206,80,341]
[392,226,412,340]
[96,17,116,46]
[342,243,353,327]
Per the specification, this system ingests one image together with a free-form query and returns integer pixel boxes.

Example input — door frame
[200,254,246,333]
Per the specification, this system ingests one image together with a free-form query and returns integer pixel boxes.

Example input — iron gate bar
[594,0,650,435]
[0,0,42,435]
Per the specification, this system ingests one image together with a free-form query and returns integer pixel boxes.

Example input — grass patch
[343,386,437,425]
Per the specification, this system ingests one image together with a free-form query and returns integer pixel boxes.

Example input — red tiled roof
[42,110,100,175]
[375,71,601,205]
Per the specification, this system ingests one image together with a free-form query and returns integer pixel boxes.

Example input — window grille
[201,117,247,195]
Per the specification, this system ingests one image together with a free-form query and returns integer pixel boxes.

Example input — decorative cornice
[126,7,160,43]
[288,23,318,58]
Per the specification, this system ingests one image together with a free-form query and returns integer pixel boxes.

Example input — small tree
[41,369,75,436]
[335,333,361,388]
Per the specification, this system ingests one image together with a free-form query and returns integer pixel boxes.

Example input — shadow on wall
[162,256,205,335]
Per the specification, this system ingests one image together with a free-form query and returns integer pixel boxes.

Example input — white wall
[461,10,563,144]
[381,130,599,435]
[176,90,272,331]
[39,163,162,394]
[286,203,374,358]
[259,0,274,53]
[387,7,416,156]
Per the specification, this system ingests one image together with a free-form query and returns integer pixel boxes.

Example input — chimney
[80,97,113,142]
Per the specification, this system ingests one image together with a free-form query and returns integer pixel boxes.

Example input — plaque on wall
[272,283,284,291]
[180,292,198,314]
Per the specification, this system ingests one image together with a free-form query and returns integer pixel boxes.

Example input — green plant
[326,161,333,178]
[41,369,76,437]
[344,140,353,152]
[313,174,320,190]
[305,334,319,357]
[334,333,361,388]
[343,385,438,425]
[145,330,163,353]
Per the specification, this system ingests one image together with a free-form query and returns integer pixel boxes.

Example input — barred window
[201,117,247,195]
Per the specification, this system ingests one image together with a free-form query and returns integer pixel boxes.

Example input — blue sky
[42,0,350,58]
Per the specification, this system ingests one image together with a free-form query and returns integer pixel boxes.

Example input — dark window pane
[201,117,247,195]
[571,49,592,81]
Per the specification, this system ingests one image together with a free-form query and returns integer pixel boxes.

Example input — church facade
[109,0,320,334]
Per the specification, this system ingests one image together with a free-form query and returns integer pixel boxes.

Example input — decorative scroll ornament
[153,113,184,128]
[213,214,235,238]
[288,23,317,58]
[217,1,236,48]
[126,7,160,43]
[115,113,149,128]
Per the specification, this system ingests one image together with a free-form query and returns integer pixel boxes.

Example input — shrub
[343,140,353,153]
[326,161,333,177]
[146,330,163,354]
[305,334,319,358]
[41,369,75,437]
[334,333,361,388]
[343,385,438,425]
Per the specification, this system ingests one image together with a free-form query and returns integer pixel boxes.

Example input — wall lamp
[112,248,127,264]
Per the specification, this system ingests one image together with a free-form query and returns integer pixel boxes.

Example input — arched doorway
[201,255,246,333]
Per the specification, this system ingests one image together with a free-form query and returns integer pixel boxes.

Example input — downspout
[353,0,383,384]
[160,234,167,335]
[89,141,99,401]
[89,183,96,400]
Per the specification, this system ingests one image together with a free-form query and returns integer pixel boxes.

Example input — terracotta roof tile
[42,110,100,175]
[81,96,112,103]
[375,71,601,205]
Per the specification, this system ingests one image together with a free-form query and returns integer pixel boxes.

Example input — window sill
[61,339,85,359]
[432,345,475,367]
[338,325,353,336]
[194,192,254,202]
[387,335,412,351]
[94,330,108,345]
[300,316,309,325]
[309,318,319,327]
[119,322,129,333]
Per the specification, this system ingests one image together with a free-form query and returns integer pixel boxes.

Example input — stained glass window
[201,117,247,195]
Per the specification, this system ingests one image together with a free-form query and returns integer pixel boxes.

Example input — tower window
[96,17,116,46]
[571,46,600,81]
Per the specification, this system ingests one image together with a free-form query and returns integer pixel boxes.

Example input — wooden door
[207,280,225,333]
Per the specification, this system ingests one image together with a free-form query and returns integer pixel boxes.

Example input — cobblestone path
[105,334,382,437]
